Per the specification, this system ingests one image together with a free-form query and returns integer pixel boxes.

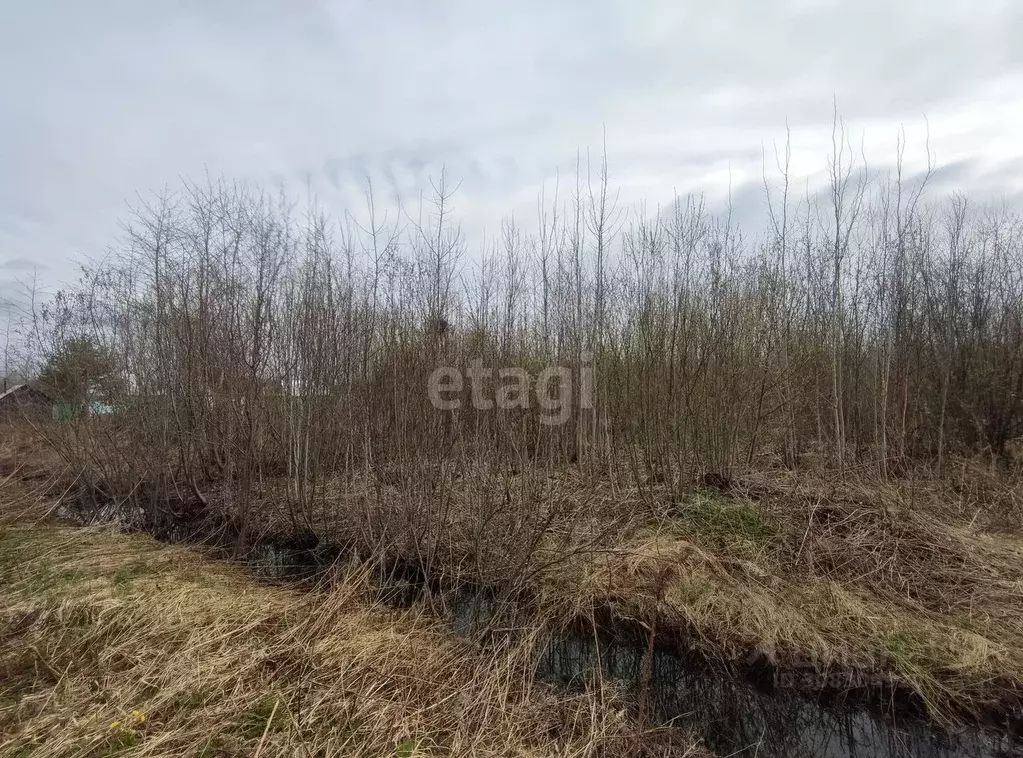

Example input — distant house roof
[0,383,54,404]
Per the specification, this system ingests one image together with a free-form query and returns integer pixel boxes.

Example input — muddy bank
[57,496,1023,757]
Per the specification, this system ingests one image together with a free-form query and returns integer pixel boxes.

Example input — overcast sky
[3,0,1023,313]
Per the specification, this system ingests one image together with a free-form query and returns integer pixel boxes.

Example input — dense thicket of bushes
[20,135,1023,529]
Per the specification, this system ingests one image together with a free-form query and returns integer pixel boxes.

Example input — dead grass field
[0,498,704,757]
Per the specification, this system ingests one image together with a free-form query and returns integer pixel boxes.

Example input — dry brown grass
[6,420,1023,733]
[542,467,1023,726]
[0,523,706,758]
[0,422,65,527]
[207,457,1023,726]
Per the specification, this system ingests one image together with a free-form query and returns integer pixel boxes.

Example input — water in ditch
[59,504,1022,758]
[250,542,1021,758]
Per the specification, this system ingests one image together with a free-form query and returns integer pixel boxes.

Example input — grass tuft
[673,491,779,554]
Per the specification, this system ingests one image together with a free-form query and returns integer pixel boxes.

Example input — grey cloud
[3,0,1023,307]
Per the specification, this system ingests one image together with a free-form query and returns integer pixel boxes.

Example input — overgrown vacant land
[4,140,1023,742]
[2,474,697,757]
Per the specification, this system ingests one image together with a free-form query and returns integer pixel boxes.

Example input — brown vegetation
[0,516,702,757]
[3,129,1023,730]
